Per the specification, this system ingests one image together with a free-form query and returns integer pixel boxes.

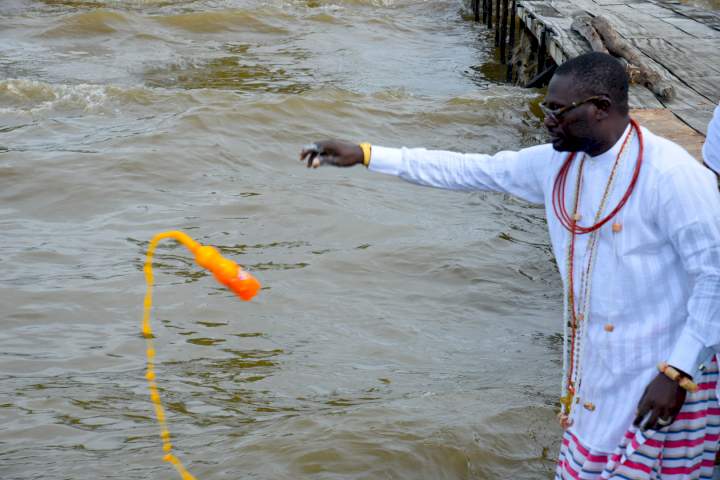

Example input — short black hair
[555,52,629,115]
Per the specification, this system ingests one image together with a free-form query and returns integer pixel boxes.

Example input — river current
[0,1,567,478]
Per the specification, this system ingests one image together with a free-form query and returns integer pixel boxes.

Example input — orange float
[141,231,261,479]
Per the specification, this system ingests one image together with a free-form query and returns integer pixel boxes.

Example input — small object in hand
[303,143,319,151]
[300,143,321,168]
[639,411,653,430]
[657,416,672,427]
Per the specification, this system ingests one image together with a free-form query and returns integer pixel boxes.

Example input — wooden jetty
[471,0,719,159]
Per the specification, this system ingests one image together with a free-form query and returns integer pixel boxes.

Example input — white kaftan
[368,123,720,453]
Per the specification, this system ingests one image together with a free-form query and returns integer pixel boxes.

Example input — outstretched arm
[300,140,552,205]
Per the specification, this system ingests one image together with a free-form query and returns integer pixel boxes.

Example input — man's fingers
[300,143,320,158]
[642,409,660,431]
[299,149,315,163]
[299,141,351,168]
[634,403,651,427]
[300,143,337,168]
[303,151,318,168]
[656,413,673,428]
[656,406,674,428]
[300,143,321,167]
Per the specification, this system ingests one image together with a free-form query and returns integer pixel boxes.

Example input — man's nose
[544,114,558,130]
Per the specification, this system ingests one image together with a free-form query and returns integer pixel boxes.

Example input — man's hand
[299,140,364,168]
[633,372,687,430]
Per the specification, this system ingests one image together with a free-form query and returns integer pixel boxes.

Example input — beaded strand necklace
[555,120,643,428]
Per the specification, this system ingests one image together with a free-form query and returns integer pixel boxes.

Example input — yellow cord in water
[141,231,261,479]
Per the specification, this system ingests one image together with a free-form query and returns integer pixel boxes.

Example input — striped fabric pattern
[556,356,720,480]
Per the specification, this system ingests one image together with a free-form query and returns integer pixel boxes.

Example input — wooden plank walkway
[631,108,706,160]
[515,0,720,137]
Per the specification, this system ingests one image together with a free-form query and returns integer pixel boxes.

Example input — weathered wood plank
[520,2,591,63]
[542,17,590,62]
[623,45,717,113]
[667,106,715,137]
[652,2,720,31]
[631,108,705,161]
[660,17,720,38]
[631,38,720,76]
[599,4,689,38]
[628,3,676,19]
[594,0,643,5]
[682,76,720,105]
[517,1,563,19]
[628,85,665,109]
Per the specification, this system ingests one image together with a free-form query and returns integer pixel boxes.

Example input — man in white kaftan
[300,53,720,479]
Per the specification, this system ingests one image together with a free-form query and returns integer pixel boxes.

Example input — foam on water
[0,79,156,115]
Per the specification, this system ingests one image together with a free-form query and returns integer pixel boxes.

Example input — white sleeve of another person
[703,103,720,174]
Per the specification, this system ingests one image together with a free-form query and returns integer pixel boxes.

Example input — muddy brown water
[0,1,572,478]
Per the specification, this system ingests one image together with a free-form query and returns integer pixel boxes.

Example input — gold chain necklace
[559,128,635,429]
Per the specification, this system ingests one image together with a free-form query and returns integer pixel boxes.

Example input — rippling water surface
[0,1,565,478]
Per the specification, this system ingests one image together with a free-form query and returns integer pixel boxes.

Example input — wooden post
[506,0,517,81]
[473,0,480,22]
[487,0,493,29]
[537,29,547,75]
[509,0,517,51]
[494,0,501,46]
[500,0,509,63]
[482,0,488,24]
[526,63,557,88]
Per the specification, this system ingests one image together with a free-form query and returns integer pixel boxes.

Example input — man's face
[543,74,600,152]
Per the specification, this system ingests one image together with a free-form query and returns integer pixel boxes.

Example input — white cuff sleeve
[367,146,402,176]
[667,328,706,377]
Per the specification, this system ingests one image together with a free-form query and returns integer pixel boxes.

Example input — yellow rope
[141,231,260,479]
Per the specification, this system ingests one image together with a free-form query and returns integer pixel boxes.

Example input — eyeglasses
[539,95,604,122]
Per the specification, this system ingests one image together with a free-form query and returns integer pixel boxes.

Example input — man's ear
[593,96,612,120]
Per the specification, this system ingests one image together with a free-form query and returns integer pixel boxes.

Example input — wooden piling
[537,29,547,76]
[473,0,480,22]
[494,0,501,46]
[482,0,488,24]
[486,0,492,28]
[500,0,509,63]
[506,0,517,81]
